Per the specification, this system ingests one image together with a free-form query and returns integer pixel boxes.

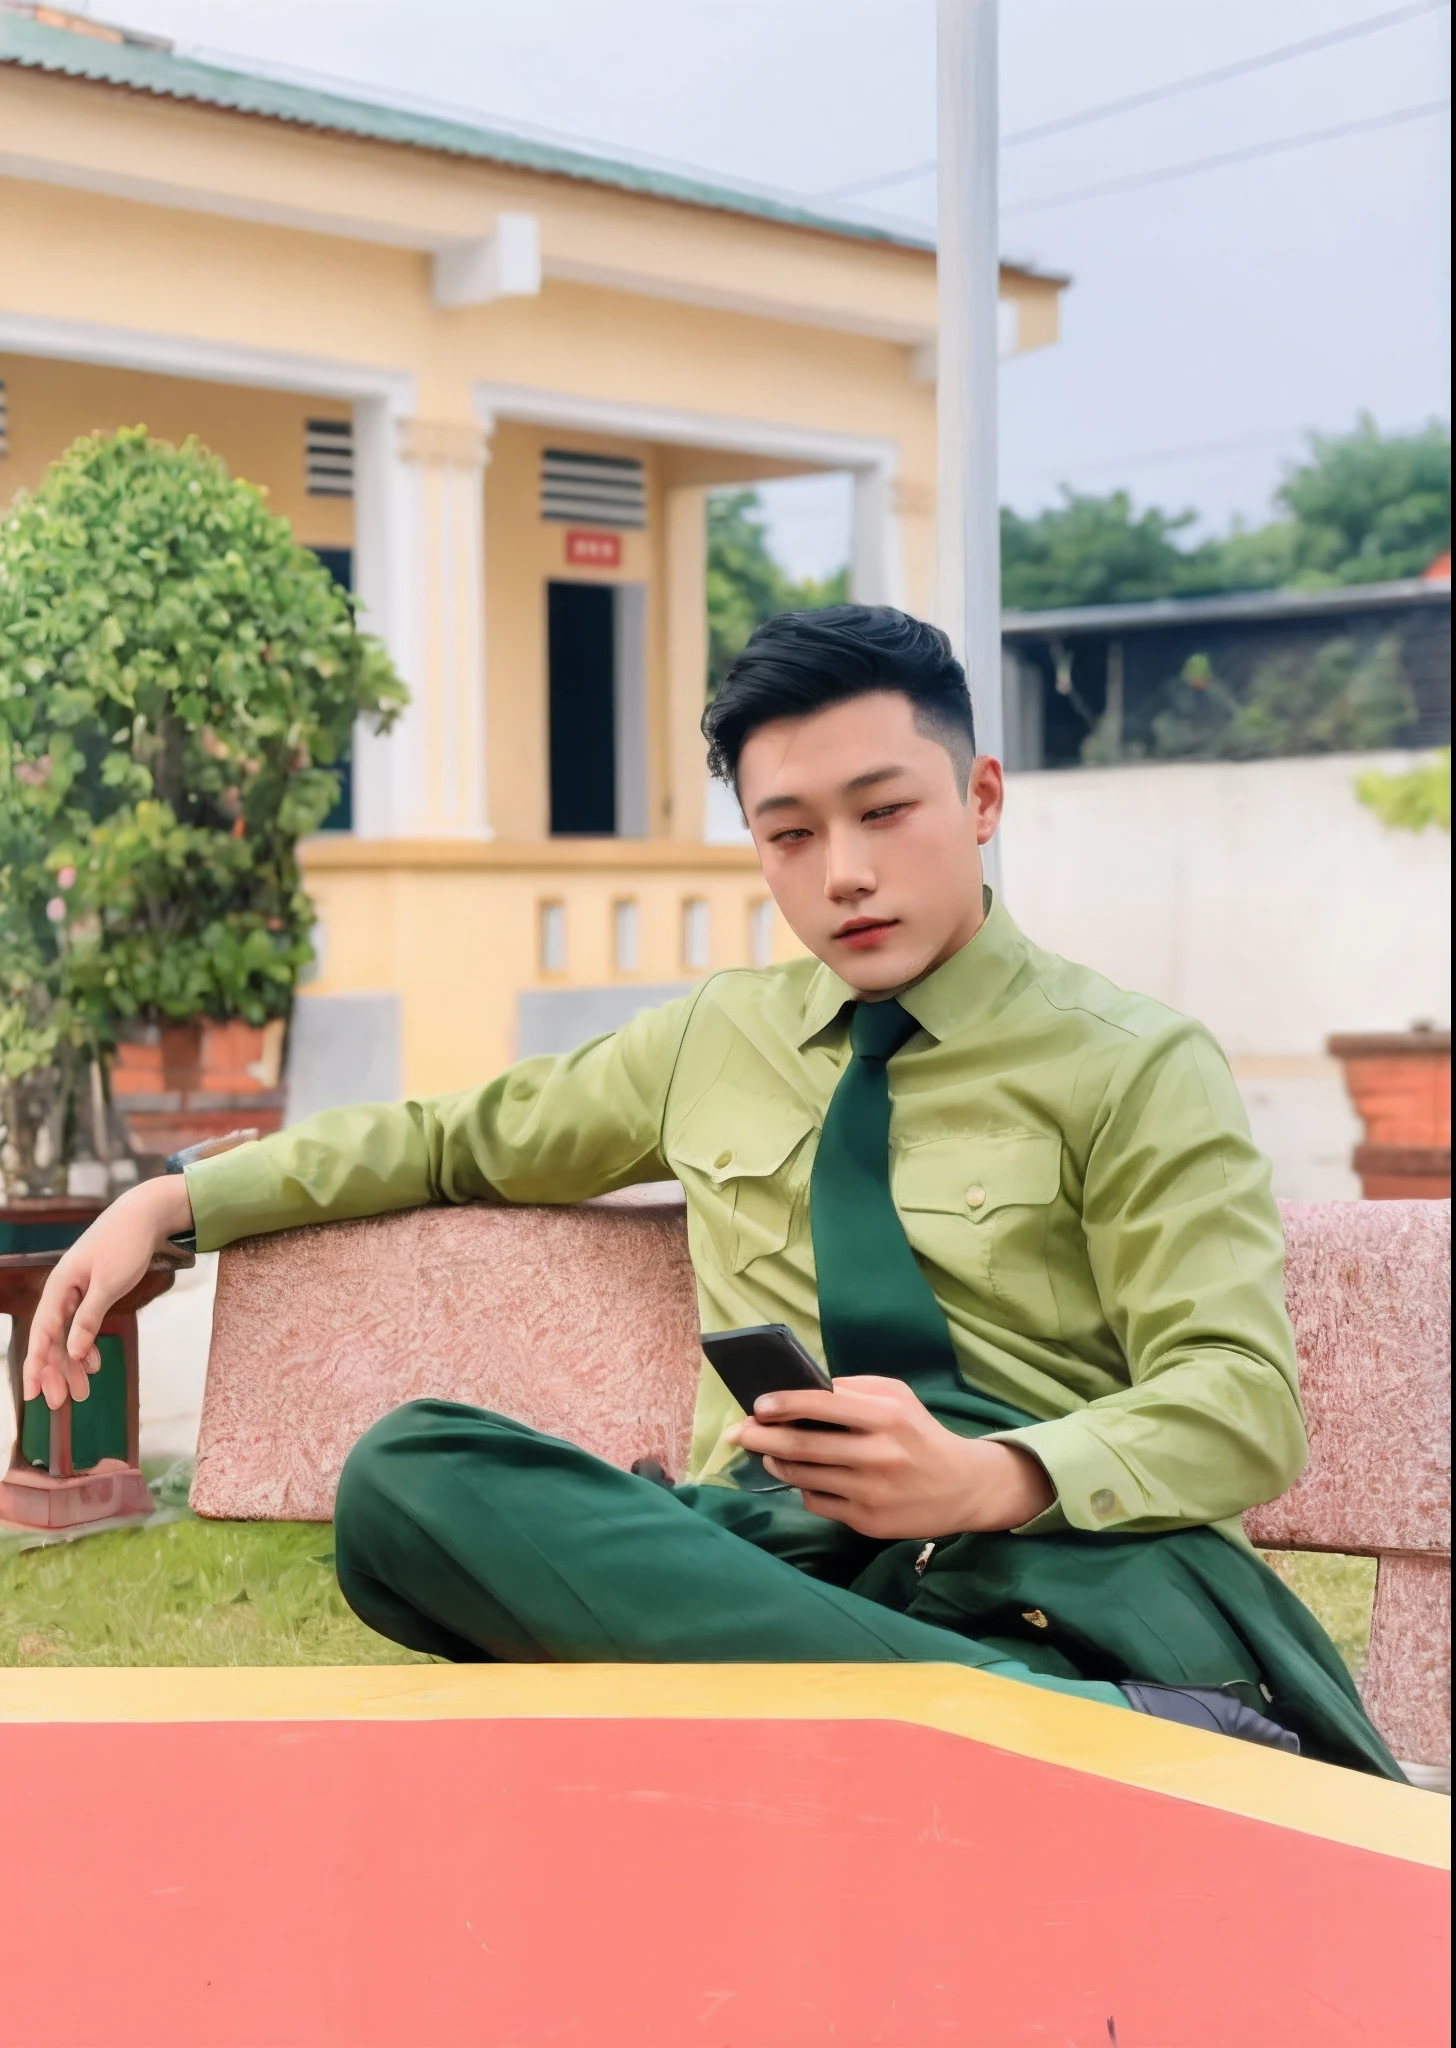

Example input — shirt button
[1091,1489,1118,1519]
[965,1184,987,1209]
[714,1150,733,1170]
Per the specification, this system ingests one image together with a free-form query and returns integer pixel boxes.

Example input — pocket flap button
[965,1183,987,1209]
[714,1150,733,1170]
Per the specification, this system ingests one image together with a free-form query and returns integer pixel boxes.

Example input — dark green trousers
[333,1399,1402,1777]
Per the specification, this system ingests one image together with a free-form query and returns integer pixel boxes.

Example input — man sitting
[25,606,1398,1775]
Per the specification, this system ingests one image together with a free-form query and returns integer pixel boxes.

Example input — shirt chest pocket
[672,1096,816,1275]
[894,1130,1063,1320]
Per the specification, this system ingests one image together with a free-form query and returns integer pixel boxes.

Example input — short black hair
[702,604,976,790]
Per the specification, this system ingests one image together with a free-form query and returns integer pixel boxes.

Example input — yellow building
[0,5,1064,1104]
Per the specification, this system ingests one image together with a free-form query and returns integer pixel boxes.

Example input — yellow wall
[1,175,938,516]
[0,353,352,549]
[0,61,1065,1095]
[301,839,797,1091]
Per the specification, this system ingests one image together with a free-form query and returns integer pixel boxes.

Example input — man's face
[736,689,1004,995]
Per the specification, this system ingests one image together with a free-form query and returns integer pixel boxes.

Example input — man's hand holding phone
[727,1375,1055,1539]
[21,1175,195,1412]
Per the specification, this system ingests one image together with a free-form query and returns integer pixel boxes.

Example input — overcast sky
[81,0,1451,578]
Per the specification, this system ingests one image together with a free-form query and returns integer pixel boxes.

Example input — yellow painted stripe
[1,1662,1446,1872]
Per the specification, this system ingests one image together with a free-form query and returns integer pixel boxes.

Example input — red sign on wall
[564,529,623,569]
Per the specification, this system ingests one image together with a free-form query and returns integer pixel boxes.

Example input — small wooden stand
[1,1204,192,1532]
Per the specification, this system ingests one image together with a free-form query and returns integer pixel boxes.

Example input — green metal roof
[0,9,935,254]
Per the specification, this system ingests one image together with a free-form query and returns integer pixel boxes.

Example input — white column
[398,418,492,837]
[665,482,710,842]
[850,461,905,608]
[936,0,1005,795]
[351,403,493,837]
[350,391,418,840]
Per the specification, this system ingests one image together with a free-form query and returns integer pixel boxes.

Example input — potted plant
[0,424,406,1197]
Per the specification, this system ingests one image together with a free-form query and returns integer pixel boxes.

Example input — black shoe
[1119,1682,1301,1754]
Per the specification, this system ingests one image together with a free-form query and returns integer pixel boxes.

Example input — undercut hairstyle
[702,605,977,793]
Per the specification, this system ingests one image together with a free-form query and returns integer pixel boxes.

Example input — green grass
[1,1474,1379,1679]
[1261,1549,1378,1683]
[0,1516,431,1669]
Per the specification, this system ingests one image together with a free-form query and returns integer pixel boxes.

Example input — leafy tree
[1174,519,1297,598]
[1150,634,1418,761]
[707,489,848,692]
[0,427,406,1183]
[1356,748,1451,833]
[1142,653,1243,760]
[1001,417,1450,609]
[1001,491,1199,610]
[1271,414,1452,588]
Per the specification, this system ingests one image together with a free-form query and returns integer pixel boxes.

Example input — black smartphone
[700,1324,842,1429]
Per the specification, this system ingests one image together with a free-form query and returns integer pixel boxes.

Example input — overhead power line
[1003,97,1450,216]
[817,0,1449,201]
[1011,426,1315,487]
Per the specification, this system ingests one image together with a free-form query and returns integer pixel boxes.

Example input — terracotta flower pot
[112,1017,289,1162]
[1327,1028,1451,1200]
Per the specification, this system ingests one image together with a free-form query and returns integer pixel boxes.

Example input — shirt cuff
[183,1142,278,1253]
[988,1415,1146,1535]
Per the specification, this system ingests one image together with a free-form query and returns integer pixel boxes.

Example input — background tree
[1150,634,1418,761]
[1271,415,1452,588]
[1001,491,1199,610]
[706,489,848,692]
[704,421,1446,669]
[1356,746,1451,833]
[0,426,406,1191]
[1000,416,1450,611]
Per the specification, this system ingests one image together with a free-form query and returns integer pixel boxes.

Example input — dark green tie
[809,998,969,1402]
[806,999,1029,1435]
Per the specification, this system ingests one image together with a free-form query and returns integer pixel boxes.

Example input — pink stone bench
[194,1192,1452,1779]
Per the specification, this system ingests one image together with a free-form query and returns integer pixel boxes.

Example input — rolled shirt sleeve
[993,1020,1309,1536]
[184,993,698,1253]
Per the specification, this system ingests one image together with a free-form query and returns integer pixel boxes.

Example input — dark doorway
[548,580,616,834]
[311,547,354,831]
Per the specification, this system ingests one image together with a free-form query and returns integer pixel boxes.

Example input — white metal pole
[936,0,1003,882]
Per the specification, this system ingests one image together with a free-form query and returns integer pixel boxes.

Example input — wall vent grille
[305,417,354,498]
[541,447,645,529]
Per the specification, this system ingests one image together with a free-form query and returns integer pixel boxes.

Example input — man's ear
[969,756,1005,845]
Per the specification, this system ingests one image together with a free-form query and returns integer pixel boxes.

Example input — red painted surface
[1,1716,1444,2048]
[565,528,623,567]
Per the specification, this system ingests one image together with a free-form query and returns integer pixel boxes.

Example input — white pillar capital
[398,417,494,470]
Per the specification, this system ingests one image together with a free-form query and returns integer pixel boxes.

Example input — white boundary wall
[999,751,1450,1200]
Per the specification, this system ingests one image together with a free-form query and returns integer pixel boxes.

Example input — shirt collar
[795,889,1031,1050]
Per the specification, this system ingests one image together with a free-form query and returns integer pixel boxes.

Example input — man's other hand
[21,1175,195,1411]
[726,1374,1055,1538]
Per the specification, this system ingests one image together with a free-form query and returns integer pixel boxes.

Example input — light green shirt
[186,896,1306,1540]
